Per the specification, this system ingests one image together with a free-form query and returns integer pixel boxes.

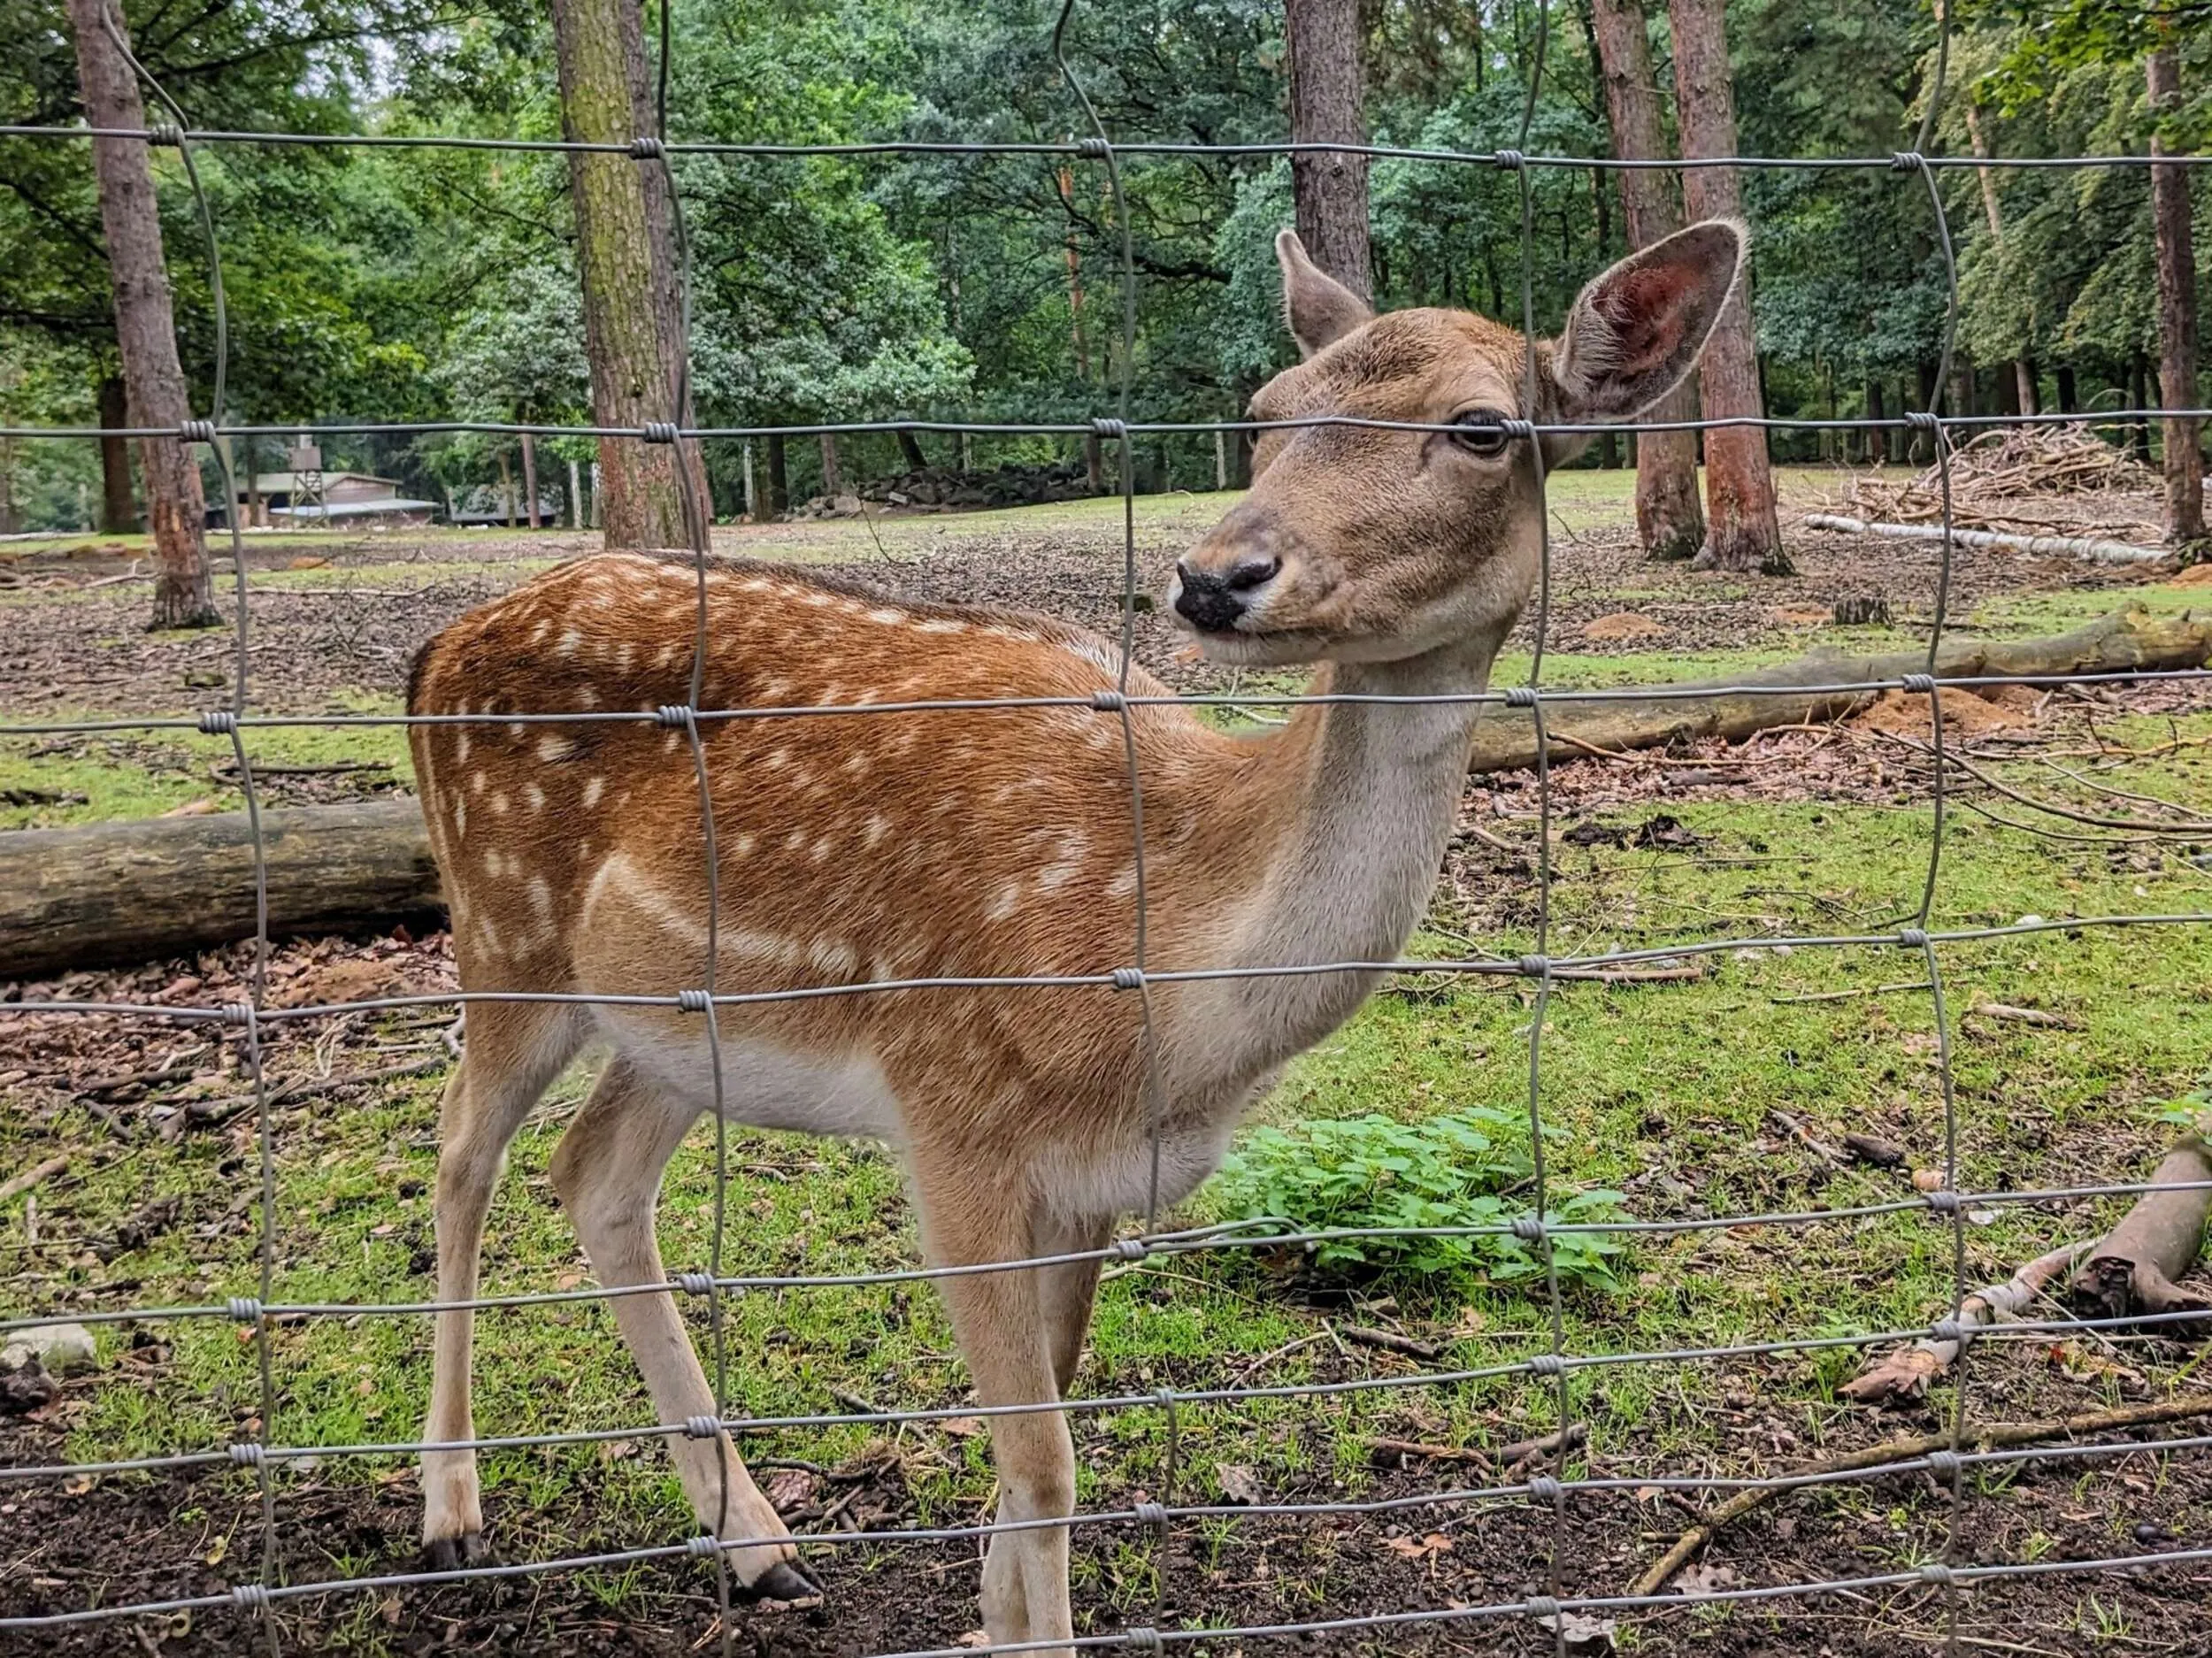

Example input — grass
[8,734,2208,1554]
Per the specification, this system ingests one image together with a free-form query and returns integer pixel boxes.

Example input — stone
[1,1322,96,1377]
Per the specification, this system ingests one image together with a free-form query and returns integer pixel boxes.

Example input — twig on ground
[1368,1424,1587,1470]
[1968,1000,2081,1030]
[1629,1394,2212,1596]
[1339,1325,1442,1361]
[1840,1242,2085,1405]
[0,1155,70,1204]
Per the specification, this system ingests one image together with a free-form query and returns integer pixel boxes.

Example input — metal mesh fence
[5,1,2212,1654]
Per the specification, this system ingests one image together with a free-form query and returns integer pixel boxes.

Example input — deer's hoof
[741,1560,823,1607]
[421,1531,488,1573]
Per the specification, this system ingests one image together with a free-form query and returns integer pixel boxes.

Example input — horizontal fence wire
[6,0,2212,1652]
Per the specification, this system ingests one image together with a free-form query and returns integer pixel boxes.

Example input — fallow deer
[405,219,1744,1652]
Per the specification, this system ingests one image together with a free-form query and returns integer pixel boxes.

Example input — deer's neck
[1194,641,1494,1080]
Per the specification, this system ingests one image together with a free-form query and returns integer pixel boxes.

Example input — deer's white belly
[593,1010,906,1141]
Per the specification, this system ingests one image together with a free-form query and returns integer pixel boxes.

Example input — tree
[1666,0,1786,574]
[2147,39,2204,541]
[1285,0,1370,299]
[1588,0,1704,559]
[64,0,216,627]
[548,0,705,549]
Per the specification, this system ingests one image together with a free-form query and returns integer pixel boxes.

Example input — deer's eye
[1451,409,1514,457]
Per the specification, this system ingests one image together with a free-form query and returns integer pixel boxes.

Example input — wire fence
[4,1,2212,1654]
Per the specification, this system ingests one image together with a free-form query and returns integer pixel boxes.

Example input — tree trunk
[65,0,216,628]
[520,433,540,529]
[1590,0,1705,561]
[499,449,515,528]
[2149,42,2205,541]
[1666,0,1786,573]
[549,0,696,551]
[896,429,928,472]
[766,432,789,517]
[96,374,137,532]
[2055,363,2078,414]
[1284,0,1371,300]
[569,455,585,527]
[818,434,843,498]
[1865,379,1887,465]
[1963,101,2038,420]
[2129,355,2154,463]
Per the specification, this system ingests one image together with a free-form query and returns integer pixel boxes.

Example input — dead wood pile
[1834,423,2162,542]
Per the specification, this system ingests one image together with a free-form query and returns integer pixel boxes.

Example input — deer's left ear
[1545,219,1745,435]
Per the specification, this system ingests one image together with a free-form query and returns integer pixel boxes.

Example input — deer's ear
[1548,219,1745,420]
[1277,229,1373,359]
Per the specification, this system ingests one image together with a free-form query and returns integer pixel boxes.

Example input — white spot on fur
[785,829,809,852]
[1105,864,1139,899]
[537,734,575,763]
[557,628,582,657]
[524,782,546,813]
[984,883,1020,923]
[916,618,965,635]
[489,792,511,817]
[867,607,903,625]
[581,776,605,810]
[864,814,888,848]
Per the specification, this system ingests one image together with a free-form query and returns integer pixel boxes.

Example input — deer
[403,218,1744,1653]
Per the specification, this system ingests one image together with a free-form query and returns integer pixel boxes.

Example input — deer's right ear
[1548,219,1746,420]
[1277,229,1373,359]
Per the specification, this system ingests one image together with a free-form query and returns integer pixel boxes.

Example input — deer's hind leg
[422,1001,585,1566]
[547,1055,814,1600]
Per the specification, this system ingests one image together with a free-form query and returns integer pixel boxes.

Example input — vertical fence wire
[6,0,2212,1651]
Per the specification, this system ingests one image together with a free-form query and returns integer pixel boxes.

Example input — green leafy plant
[1210,1108,1632,1292]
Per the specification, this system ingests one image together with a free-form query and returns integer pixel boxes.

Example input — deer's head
[1171,219,1745,666]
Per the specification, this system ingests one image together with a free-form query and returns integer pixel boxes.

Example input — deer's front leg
[549,1060,816,1601]
[925,1175,1079,1656]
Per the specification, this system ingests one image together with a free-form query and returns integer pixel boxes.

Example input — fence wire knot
[1918,1561,1956,1586]
[1517,954,1549,979]
[641,421,680,444]
[1524,1593,1561,1619]
[227,1441,265,1468]
[226,1296,264,1324]
[686,1533,723,1559]
[1930,1316,1965,1343]
[1111,966,1147,991]
[1901,672,1937,695]
[1925,1191,1963,1217]
[628,135,667,159]
[178,418,216,443]
[220,1002,255,1027]
[1926,1450,1962,1481]
[1526,1476,1563,1504]
[1504,686,1540,709]
[1121,1627,1163,1654]
[676,988,711,1014]
[676,1272,716,1296]
[1090,689,1129,712]
[656,703,697,731]
[1133,1501,1169,1529]
[143,121,182,147]
[1074,135,1112,160]
[1498,418,1535,441]
[1510,1214,1548,1243]
[683,1414,720,1439]
[1525,1354,1566,1378]
[1493,148,1526,170]
[1090,417,1128,439]
[1904,411,1942,433]
[230,1583,272,1611]
[1897,927,1931,949]
[197,709,238,735]
[1889,150,1928,172]
[1113,1238,1149,1262]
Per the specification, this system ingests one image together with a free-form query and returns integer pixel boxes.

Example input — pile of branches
[1837,423,2162,541]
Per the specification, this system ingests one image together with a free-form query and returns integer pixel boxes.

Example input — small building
[208,472,437,529]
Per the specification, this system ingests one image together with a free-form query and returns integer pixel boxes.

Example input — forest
[1,0,2205,543]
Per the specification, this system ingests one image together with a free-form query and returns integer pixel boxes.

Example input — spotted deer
[405,219,1744,1650]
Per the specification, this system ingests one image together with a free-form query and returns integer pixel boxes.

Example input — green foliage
[1210,1108,1632,1291]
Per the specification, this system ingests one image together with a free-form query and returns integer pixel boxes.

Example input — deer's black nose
[1173,556,1279,633]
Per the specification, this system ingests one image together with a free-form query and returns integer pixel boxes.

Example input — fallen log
[1463,605,2212,773]
[1802,513,2169,567]
[0,798,438,980]
[2071,1129,2212,1322]
[3,609,2206,980]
